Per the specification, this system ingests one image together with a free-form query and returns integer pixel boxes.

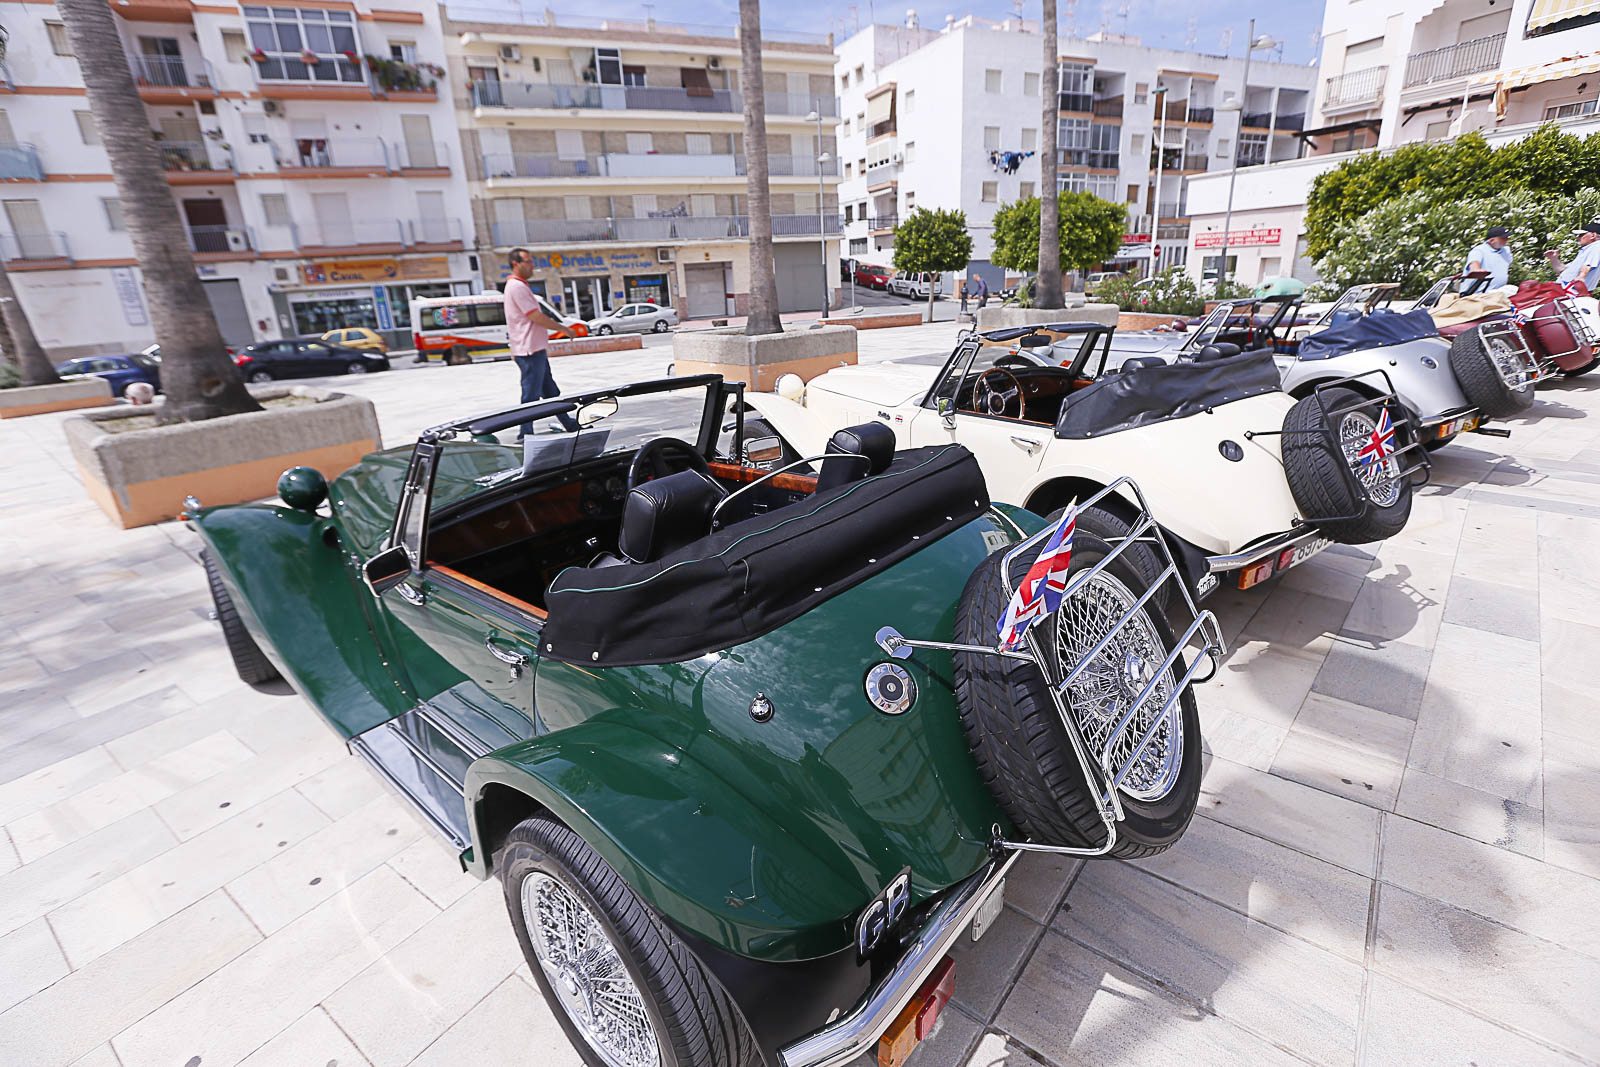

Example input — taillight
[235,354,253,365]
[878,957,955,1067]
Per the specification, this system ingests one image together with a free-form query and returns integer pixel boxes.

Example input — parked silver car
[587,302,678,335]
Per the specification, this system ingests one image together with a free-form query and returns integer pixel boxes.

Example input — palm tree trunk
[55,0,260,422]
[739,0,783,336]
[0,259,60,386]
[1035,0,1064,310]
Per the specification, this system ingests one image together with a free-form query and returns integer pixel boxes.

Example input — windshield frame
[421,374,731,447]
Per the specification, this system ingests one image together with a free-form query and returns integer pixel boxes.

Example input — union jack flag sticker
[996,502,1077,652]
[1358,406,1397,469]
[1509,307,1529,328]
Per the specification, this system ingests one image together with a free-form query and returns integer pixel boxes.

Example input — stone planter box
[551,334,643,356]
[0,377,114,419]
[975,304,1119,330]
[64,385,381,529]
[673,324,858,390]
[1118,311,1186,331]
[828,312,922,331]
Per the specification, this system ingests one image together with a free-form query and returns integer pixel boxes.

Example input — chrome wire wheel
[522,872,660,1067]
[1050,569,1183,802]
[1339,409,1403,507]
[1485,331,1533,389]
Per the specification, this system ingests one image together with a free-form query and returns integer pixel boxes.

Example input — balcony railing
[868,214,898,230]
[865,162,899,186]
[1151,151,1207,172]
[1156,201,1186,219]
[1324,65,1387,110]
[157,141,235,174]
[481,152,835,179]
[1276,112,1306,131]
[0,231,72,262]
[130,54,214,90]
[768,154,839,177]
[291,219,407,248]
[1154,99,1189,123]
[409,217,464,245]
[489,213,841,246]
[390,140,450,169]
[1092,95,1123,117]
[1236,146,1268,167]
[273,138,389,170]
[1403,33,1506,88]
[1187,106,1215,125]
[1241,110,1273,128]
[469,81,835,117]
[185,225,251,254]
[0,143,44,181]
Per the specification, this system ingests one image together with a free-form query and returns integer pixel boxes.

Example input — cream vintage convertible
[744,322,1426,598]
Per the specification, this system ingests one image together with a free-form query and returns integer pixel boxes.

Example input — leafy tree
[990,191,1124,278]
[891,207,972,322]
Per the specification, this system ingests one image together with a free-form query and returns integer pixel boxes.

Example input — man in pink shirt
[504,248,579,436]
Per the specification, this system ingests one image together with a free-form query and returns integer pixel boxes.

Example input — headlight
[775,372,805,400]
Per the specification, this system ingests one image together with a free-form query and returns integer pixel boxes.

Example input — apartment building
[832,14,1315,288]
[443,7,841,320]
[0,0,472,357]
[1185,0,1600,285]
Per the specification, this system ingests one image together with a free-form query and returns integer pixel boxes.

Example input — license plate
[971,878,1005,942]
[1276,537,1331,573]
[1436,414,1479,439]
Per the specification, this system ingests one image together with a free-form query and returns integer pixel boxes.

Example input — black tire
[1282,387,1413,544]
[951,510,1202,859]
[248,369,273,383]
[1045,502,1174,608]
[1448,325,1534,417]
[202,550,280,685]
[1561,356,1600,378]
[596,324,613,335]
[446,345,471,366]
[345,361,368,375]
[500,816,756,1067]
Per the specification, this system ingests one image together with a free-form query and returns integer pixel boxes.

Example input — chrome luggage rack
[874,477,1226,857]
[1519,298,1598,372]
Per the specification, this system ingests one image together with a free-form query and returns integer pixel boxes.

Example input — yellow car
[321,327,388,354]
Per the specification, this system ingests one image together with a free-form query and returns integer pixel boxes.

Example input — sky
[488,0,1329,66]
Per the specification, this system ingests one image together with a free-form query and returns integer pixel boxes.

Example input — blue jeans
[515,351,579,436]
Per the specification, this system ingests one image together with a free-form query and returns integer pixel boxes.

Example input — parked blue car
[54,353,162,395]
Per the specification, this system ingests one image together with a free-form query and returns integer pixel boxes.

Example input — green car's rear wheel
[500,816,755,1067]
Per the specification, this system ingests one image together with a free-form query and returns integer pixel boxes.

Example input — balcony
[470,82,836,118]
[130,54,216,100]
[0,143,44,182]
[1276,112,1306,131]
[157,141,236,180]
[865,162,899,187]
[408,217,465,246]
[1403,33,1506,89]
[488,213,841,247]
[1150,151,1208,173]
[1059,91,1093,114]
[291,218,408,251]
[868,214,898,232]
[1092,95,1123,118]
[389,140,451,171]
[481,152,835,181]
[249,51,365,87]
[272,137,390,173]
[0,231,73,264]
[1155,201,1186,219]
[1236,146,1267,167]
[185,225,251,255]
[1154,99,1189,123]
[1187,106,1215,125]
[1323,65,1387,111]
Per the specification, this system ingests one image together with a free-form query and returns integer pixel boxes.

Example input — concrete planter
[828,312,922,330]
[551,334,643,356]
[975,304,1119,330]
[0,378,114,419]
[1118,311,1186,331]
[673,324,858,390]
[64,385,381,529]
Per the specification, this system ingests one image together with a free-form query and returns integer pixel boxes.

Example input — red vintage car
[854,263,893,289]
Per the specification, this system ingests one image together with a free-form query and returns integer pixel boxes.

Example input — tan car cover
[1429,290,1513,327]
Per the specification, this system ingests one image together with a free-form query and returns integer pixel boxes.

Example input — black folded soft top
[1055,350,1284,439]
[541,444,989,667]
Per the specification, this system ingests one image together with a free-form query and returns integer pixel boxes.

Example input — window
[622,65,646,87]
[1019,181,1035,199]
[1236,133,1269,166]
[1215,137,1231,157]
[981,181,997,202]
[1059,62,1093,112]
[593,47,622,85]
[46,21,73,56]
[1021,128,1036,151]
[1127,184,1140,203]
[625,132,653,154]
[844,162,853,178]
[842,117,851,135]
[1024,72,1040,96]
[983,126,1001,151]
[1545,99,1599,119]
[685,133,713,155]
[1059,172,1117,200]
[855,65,864,81]
[844,204,853,223]
[904,141,915,162]
[840,72,850,90]
[389,40,418,64]
[904,89,915,113]
[1133,81,1149,105]
[260,193,291,227]
[243,6,361,83]
[1059,119,1119,168]
[102,198,125,231]
[75,111,100,146]
[985,69,1003,93]
[850,236,868,254]
[221,30,249,64]
[1131,133,1145,155]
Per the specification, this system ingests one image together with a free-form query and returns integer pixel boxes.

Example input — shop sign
[300,256,452,285]
[608,250,659,270]
[373,286,393,330]
[110,268,149,327]
[1194,228,1281,249]
[289,287,370,304]
[1121,233,1152,244]
[496,249,650,280]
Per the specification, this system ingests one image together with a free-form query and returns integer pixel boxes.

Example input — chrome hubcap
[1052,569,1183,801]
[522,872,660,1067]
[1486,333,1533,389]
[1339,409,1403,508]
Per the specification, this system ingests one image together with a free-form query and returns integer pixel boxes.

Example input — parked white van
[410,291,589,365]
[887,271,944,300]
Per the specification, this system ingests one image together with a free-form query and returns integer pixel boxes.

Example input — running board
[350,717,474,852]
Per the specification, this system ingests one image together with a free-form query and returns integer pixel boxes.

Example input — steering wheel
[628,437,712,491]
[972,368,1027,420]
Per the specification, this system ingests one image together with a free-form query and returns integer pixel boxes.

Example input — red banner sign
[1194,228,1282,249]
[1122,233,1153,243]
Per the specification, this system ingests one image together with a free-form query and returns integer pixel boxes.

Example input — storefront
[497,247,676,320]
[274,255,475,347]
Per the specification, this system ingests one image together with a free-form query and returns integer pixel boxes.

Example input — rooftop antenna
[1115,1,1130,35]
[1308,27,1322,63]
[1184,16,1197,49]
[1219,26,1233,54]
[1064,0,1078,37]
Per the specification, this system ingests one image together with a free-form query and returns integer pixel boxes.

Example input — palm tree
[0,259,60,386]
[55,0,259,422]
[1035,0,1063,310]
[738,0,783,335]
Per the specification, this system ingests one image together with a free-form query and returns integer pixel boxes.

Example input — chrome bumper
[776,851,1020,1067]
[1205,527,1321,575]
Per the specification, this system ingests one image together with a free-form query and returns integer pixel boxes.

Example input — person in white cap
[1545,216,1600,292]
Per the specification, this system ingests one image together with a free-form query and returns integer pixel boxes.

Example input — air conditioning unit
[707,56,721,69]
[657,247,676,263]
[224,230,249,252]
[499,44,522,62]
[890,151,904,164]
[262,99,283,116]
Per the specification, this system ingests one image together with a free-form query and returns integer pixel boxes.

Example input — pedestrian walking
[503,248,580,438]
[1546,216,1600,293]
[1464,225,1514,289]
[959,279,969,315]
[973,274,989,308]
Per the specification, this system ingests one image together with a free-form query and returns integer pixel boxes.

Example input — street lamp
[1216,21,1279,288]
[806,109,831,319]
[1150,85,1168,280]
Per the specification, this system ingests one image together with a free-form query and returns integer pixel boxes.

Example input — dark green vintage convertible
[189,374,1222,1067]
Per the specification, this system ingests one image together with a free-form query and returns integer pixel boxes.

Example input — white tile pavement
[0,328,1597,1066]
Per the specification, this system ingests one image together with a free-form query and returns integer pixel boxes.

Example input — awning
[866,90,894,126]
[1527,0,1600,33]
[1470,49,1600,88]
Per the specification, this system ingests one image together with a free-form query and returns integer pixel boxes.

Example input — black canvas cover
[541,444,989,667]
[1055,350,1284,440]
[1297,309,1439,360]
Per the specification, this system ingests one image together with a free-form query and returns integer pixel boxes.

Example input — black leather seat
[816,422,896,493]
[598,469,726,566]
[1193,342,1243,361]
[1118,356,1166,373]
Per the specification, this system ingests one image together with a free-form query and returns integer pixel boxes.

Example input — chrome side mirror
[743,435,783,467]
[363,544,411,597]
[936,396,956,429]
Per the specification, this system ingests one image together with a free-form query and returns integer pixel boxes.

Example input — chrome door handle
[485,636,528,678]
[396,582,426,606]
[1010,436,1042,455]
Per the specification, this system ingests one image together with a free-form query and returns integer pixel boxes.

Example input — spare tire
[1282,387,1414,545]
[1449,324,1534,417]
[951,506,1201,859]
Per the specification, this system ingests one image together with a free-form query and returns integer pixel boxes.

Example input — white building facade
[0,0,474,357]
[1185,0,1600,286]
[832,15,1316,289]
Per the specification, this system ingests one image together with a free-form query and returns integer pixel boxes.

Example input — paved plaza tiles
[1,324,1598,1066]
